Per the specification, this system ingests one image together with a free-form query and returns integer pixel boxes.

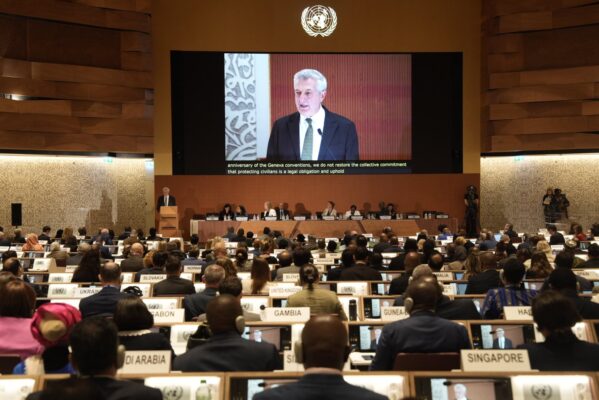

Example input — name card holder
[442,283,457,295]
[433,272,454,282]
[121,273,133,283]
[283,350,305,372]
[119,350,171,374]
[65,265,78,273]
[50,298,81,308]
[461,349,531,372]
[48,273,73,283]
[322,216,335,221]
[241,297,269,313]
[265,216,277,221]
[262,307,310,322]
[380,306,409,322]
[184,265,203,273]
[180,272,193,281]
[293,216,306,220]
[282,273,300,282]
[573,269,599,279]
[140,274,167,283]
[269,285,302,298]
[504,306,533,320]
[73,287,102,298]
[379,215,392,220]
[32,258,56,272]
[143,298,178,310]
[194,283,206,292]
[0,378,36,399]
[337,282,369,296]
[351,215,363,220]
[169,325,200,355]
[236,216,248,221]
[149,308,185,323]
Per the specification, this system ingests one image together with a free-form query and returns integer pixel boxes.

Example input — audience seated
[286,265,347,320]
[525,251,553,279]
[66,242,90,266]
[72,247,102,283]
[120,242,145,272]
[79,262,131,318]
[518,291,599,371]
[275,248,310,281]
[0,279,44,359]
[22,233,43,251]
[545,251,593,292]
[255,315,386,400]
[547,224,565,245]
[388,252,421,295]
[271,250,292,280]
[370,276,471,370]
[242,258,272,294]
[480,258,537,319]
[465,251,500,294]
[196,278,261,322]
[338,246,383,281]
[153,254,195,296]
[135,250,168,282]
[26,316,162,400]
[184,264,225,320]
[579,243,599,268]
[38,226,52,242]
[114,297,175,359]
[174,294,281,371]
[546,268,599,319]
[14,303,81,374]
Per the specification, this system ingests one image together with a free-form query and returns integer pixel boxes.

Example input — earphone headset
[235,315,246,334]
[116,344,126,369]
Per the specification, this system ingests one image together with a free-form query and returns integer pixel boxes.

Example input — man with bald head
[79,262,131,318]
[370,276,471,370]
[465,250,501,294]
[174,294,280,372]
[388,251,421,295]
[120,242,145,272]
[255,315,386,400]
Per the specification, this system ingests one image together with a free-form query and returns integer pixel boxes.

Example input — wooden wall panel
[0,0,153,153]
[483,0,599,152]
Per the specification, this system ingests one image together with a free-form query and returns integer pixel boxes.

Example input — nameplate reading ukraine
[461,350,531,372]
[503,306,533,321]
[380,306,409,322]
[263,307,310,322]
[119,350,171,374]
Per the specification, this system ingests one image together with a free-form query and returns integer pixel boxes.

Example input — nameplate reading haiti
[503,306,533,321]
[380,306,409,322]
[461,350,531,372]
[263,307,310,322]
[119,350,171,374]
[269,286,302,298]
[149,308,185,323]
[573,269,599,279]
[140,274,167,283]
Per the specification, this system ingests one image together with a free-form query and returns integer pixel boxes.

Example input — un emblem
[301,5,337,37]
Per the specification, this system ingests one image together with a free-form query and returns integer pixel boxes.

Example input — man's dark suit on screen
[253,374,387,400]
[266,109,359,161]
[156,195,176,211]
[492,337,513,349]
[79,286,131,318]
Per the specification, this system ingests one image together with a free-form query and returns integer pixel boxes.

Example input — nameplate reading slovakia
[461,350,531,372]
[269,286,302,298]
[503,306,533,321]
[282,273,300,283]
[149,308,185,323]
[380,306,409,322]
[140,274,167,283]
[263,307,310,322]
[119,350,171,374]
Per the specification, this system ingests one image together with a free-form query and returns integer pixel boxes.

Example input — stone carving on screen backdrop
[225,53,257,160]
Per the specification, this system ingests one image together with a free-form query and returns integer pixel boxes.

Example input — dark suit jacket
[518,332,599,371]
[156,195,176,211]
[370,311,471,370]
[266,109,359,161]
[183,287,218,320]
[579,258,599,269]
[388,273,410,295]
[339,264,383,281]
[38,233,51,242]
[253,374,387,400]
[135,266,165,282]
[465,269,501,294]
[563,290,599,319]
[79,286,132,318]
[153,276,196,296]
[26,376,162,400]
[394,295,482,320]
[372,242,391,254]
[173,331,281,372]
[549,232,565,245]
[492,337,513,349]
[120,255,145,272]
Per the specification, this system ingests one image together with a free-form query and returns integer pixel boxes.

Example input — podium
[158,206,180,237]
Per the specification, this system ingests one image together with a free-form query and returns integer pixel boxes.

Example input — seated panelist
[322,201,337,218]
[344,204,361,219]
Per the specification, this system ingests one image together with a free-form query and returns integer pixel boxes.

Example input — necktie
[165,196,168,206]
[301,118,313,160]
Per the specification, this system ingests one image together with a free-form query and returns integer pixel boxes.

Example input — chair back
[0,354,22,374]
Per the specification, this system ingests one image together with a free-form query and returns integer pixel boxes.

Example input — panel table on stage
[191,218,458,242]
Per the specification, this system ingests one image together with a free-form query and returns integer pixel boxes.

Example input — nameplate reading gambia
[503,306,533,321]
[263,307,310,322]
[269,286,302,298]
[461,350,531,372]
[150,308,185,323]
[119,350,171,374]
[380,306,409,322]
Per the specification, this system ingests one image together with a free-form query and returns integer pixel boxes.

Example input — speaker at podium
[158,206,180,237]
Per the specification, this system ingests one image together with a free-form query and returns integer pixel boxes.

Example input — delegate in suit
[156,186,176,211]
[266,69,359,161]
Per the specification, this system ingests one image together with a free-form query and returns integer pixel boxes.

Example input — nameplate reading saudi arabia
[380,306,409,322]
[503,306,533,321]
[269,286,302,298]
[461,350,531,372]
[120,350,171,374]
[150,308,185,323]
[263,307,310,322]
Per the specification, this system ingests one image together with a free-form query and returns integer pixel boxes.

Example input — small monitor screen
[229,377,301,400]
[470,324,536,350]
[363,298,395,318]
[271,298,288,308]
[414,377,512,400]
[349,325,384,352]
[241,326,291,351]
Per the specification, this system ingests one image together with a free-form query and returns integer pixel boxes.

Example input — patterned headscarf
[30,303,81,347]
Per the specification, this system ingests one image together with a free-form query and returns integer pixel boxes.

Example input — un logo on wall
[301,5,337,37]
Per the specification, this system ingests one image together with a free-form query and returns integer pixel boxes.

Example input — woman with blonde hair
[536,240,555,263]
[463,247,481,280]
[526,251,553,279]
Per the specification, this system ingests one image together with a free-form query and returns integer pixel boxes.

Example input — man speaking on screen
[266,69,359,161]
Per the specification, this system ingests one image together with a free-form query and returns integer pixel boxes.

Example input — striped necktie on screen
[301,118,313,160]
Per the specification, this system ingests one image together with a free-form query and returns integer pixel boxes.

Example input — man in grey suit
[120,243,145,272]
[275,248,311,281]
[183,264,225,321]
